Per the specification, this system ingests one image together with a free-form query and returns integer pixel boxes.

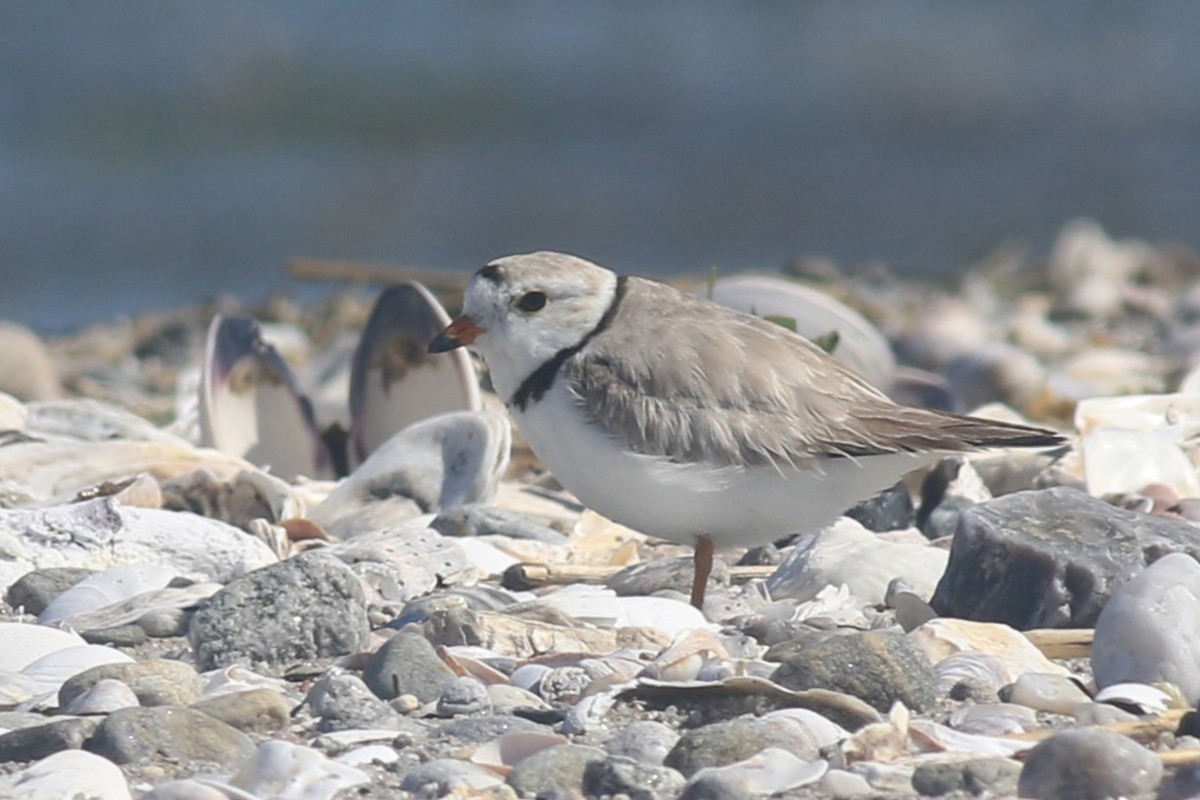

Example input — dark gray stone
[913,758,1021,796]
[770,629,938,713]
[80,624,148,647]
[399,758,502,795]
[138,608,190,638]
[59,659,201,708]
[604,720,679,766]
[436,676,491,717]
[5,567,94,614]
[1159,763,1200,800]
[931,486,1200,629]
[363,631,456,702]
[1018,729,1163,800]
[582,756,686,800]
[506,743,606,797]
[89,706,255,766]
[664,718,814,777]
[606,556,729,597]
[307,673,405,732]
[432,504,568,543]
[189,552,369,670]
[679,773,750,800]
[190,688,290,733]
[0,717,98,762]
[846,481,914,533]
[438,714,548,744]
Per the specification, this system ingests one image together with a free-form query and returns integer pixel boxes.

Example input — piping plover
[429,251,1063,609]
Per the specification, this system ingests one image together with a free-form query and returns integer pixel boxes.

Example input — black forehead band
[477,264,503,283]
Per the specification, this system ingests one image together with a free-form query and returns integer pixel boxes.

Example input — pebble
[912,757,1022,797]
[58,658,202,708]
[506,743,607,797]
[432,503,569,543]
[190,687,290,733]
[189,552,370,671]
[4,567,94,615]
[767,518,948,605]
[603,719,680,765]
[931,486,1200,628]
[1017,728,1163,800]
[439,713,549,744]
[363,630,458,702]
[820,768,873,798]
[89,705,255,766]
[607,555,729,598]
[1093,552,1200,703]
[0,322,61,401]
[582,756,686,800]
[771,629,938,713]
[437,675,492,717]
[306,673,407,732]
[0,717,99,762]
[677,772,750,800]
[1008,672,1091,714]
[1159,763,1200,800]
[400,757,506,794]
[844,481,914,533]
[663,717,819,777]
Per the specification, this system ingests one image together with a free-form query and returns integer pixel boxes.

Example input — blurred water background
[3,2,1199,331]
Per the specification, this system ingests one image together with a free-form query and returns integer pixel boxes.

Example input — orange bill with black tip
[428,315,485,353]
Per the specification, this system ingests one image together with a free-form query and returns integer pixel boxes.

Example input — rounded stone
[363,631,456,702]
[506,743,607,797]
[770,629,938,712]
[604,720,680,766]
[582,756,686,800]
[89,706,255,767]
[436,676,492,717]
[59,659,201,708]
[1017,729,1162,800]
[190,688,290,734]
[5,567,94,615]
[664,718,812,777]
[189,553,370,671]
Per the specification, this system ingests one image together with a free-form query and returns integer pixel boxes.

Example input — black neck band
[509,276,629,412]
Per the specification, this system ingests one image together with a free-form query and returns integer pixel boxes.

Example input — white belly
[514,385,936,550]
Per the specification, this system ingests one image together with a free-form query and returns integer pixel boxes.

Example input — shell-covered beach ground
[4,221,1200,799]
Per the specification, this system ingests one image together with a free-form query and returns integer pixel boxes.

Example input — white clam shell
[1094,682,1172,715]
[12,750,132,800]
[0,624,85,672]
[710,275,896,390]
[20,644,135,701]
[471,731,568,775]
[62,678,140,715]
[225,740,370,800]
[692,747,828,794]
[38,562,175,625]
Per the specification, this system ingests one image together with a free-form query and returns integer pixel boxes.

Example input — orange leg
[690,534,714,609]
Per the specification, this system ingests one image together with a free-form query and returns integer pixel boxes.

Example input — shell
[948,703,1037,736]
[20,644,135,701]
[38,562,175,625]
[62,678,140,715]
[11,750,133,800]
[224,740,370,800]
[0,623,85,672]
[1094,682,1172,715]
[348,281,481,468]
[692,748,827,794]
[470,731,568,775]
[640,629,729,682]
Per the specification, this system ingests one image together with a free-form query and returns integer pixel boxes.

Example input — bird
[429,251,1064,610]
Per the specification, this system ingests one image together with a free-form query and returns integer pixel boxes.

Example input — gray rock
[1093,553,1200,703]
[5,567,94,615]
[307,673,405,732]
[89,706,255,766]
[931,487,1200,628]
[506,743,606,797]
[770,629,938,713]
[607,556,728,598]
[436,676,491,717]
[604,720,679,766]
[821,769,874,798]
[189,552,369,670]
[438,714,549,743]
[845,481,913,533]
[363,631,456,702]
[399,758,504,795]
[678,772,750,800]
[80,624,148,647]
[190,688,290,734]
[59,659,201,708]
[431,504,568,543]
[1018,729,1163,800]
[664,718,815,777]
[138,608,190,637]
[1159,763,1200,800]
[582,756,687,800]
[0,717,98,762]
[912,758,1021,796]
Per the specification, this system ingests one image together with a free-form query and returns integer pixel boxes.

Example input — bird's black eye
[517,291,547,312]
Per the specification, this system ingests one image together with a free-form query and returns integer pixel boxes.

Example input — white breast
[514,380,934,550]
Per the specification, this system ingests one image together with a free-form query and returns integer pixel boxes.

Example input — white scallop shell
[38,562,175,625]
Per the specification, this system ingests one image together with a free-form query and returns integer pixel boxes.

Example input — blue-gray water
[3,3,1200,331]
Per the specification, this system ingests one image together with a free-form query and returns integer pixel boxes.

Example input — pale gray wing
[568,278,1059,468]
